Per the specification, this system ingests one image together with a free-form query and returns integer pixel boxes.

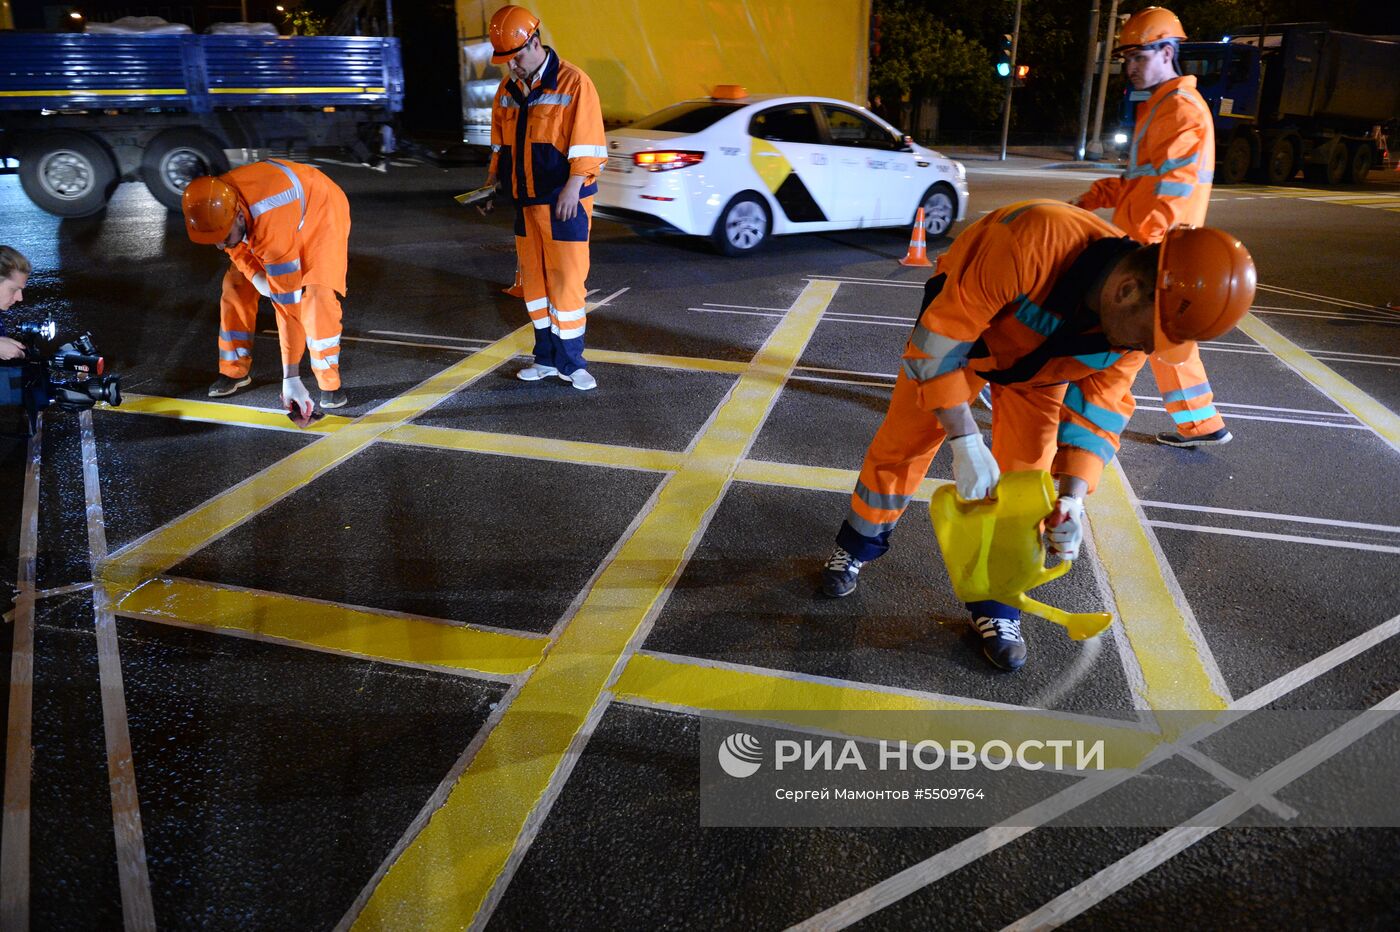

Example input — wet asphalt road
[1,152,1398,930]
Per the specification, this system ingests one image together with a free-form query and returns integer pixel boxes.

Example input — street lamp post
[1087,0,1121,160]
[998,0,1024,161]
[1076,1,1102,161]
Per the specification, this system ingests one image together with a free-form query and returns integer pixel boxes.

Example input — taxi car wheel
[712,193,770,256]
[917,184,957,239]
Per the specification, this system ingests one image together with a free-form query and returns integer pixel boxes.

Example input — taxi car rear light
[633,150,705,171]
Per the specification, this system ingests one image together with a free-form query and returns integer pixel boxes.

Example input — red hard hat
[182,175,239,245]
[489,5,541,64]
[1153,226,1257,365]
[1115,6,1187,55]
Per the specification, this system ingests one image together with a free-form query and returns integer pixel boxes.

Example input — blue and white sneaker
[972,615,1027,671]
[821,547,864,598]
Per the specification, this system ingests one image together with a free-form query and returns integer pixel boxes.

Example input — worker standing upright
[1073,6,1230,447]
[485,4,607,391]
[182,159,351,427]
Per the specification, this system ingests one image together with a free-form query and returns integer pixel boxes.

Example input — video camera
[5,318,121,435]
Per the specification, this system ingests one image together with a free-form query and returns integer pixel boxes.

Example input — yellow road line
[352,279,840,930]
[116,577,545,679]
[1088,462,1228,715]
[1239,313,1400,453]
[613,652,1160,768]
[111,393,352,433]
[585,347,750,375]
[100,329,534,593]
[385,423,682,473]
[735,458,948,500]
[209,86,386,94]
[0,88,186,97]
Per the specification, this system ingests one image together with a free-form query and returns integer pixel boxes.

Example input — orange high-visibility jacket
[903,199,1146,489]
[221,159,351,306]
[1078,75,1214,243]
[489,48,606,207]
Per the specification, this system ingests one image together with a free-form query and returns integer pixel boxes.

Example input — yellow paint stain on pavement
[351,280,839,931]
[117,577,546,678]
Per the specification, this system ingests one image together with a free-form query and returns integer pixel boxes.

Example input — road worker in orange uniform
[1073,6,1230,448]
[181,160,351,427]
[820,200,1256,671]
[485,5,607,391]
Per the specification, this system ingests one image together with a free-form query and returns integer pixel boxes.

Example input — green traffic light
[997,62,1011,77]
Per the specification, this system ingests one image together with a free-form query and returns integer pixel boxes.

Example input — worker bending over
[486,4,607,391]
[182,159,351,426]
[1074,6,1230,447]
[821,200,1256,671]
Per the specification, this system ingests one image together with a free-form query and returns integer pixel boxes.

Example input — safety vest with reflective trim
[489,49,607,207]
[220,159,351,304]
[902,199,1145,490]
[1078,75,1214,244]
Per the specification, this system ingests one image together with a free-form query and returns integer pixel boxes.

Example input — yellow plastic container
[929,470,1113,640]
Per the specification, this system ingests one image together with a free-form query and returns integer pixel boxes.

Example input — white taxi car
[596,89,969,256]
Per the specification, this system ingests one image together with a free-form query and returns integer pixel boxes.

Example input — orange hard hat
[1153,226,1256,365]
[182,175,239,245]
[1115,6,1186,55]
[489,5,541,64]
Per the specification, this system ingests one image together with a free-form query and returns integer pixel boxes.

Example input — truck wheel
[1346,143,1373,184]
[1263,137,1298,184]
[141,130,231,212]
[18,132,118,218]
[1218,136,1252,185]
[712,193,770,257]
[1321,143,1348,185]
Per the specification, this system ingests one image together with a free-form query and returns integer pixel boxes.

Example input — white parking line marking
[1133,395,1354,418]
[797,365,897,380]
[702,302,792,312]
[1257,283,1398,315]
[1140,501,1400,534]
[688,307,782,318]
[1001,690,1400,931]
[1250,308,1400,326]
[804,276,924,289]
[789,614,1400,930]
[1146,520,1400,554]
[1133,403,1370,430]
[369,330,495,343]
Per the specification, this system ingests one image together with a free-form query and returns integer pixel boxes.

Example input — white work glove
[947,433,1000,501]
[251,272,271,298]
[281,375,317,428]
[1044,495,1086,561]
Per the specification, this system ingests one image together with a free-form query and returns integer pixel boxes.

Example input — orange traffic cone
[900,209,934,267]
[502,265,524,298]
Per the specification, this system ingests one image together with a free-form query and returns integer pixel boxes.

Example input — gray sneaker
[320,388,347,409]
[971,615,1027,671]
[821,547,864,598]
[208,375,252,398]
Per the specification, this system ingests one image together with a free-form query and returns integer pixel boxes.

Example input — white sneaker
[517,364,559,381]
[562,369,597,391]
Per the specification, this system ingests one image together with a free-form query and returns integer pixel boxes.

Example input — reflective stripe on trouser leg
[538,199,591,376]
[838,373,951,562]
[1150,345,1224,436]
[218,266,259,378]
[301,284,343,391]
[516,208,557,369]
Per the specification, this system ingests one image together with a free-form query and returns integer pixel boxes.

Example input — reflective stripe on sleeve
[1156,181,1195,197]
[1057,422,1117,463]
[1064,383,1128,435]
[266,258,301,276]
[567,144,608,159]
[1013,295,1060,337]
[904,325,974,380]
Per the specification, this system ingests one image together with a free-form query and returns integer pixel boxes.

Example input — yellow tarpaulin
[457,0,870,123]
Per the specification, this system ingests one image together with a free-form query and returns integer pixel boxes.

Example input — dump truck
[0,29,403,217]
[453,0,871,145]
[1176,24,1400,185]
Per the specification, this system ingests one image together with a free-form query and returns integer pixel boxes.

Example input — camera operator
[0,245,30,363]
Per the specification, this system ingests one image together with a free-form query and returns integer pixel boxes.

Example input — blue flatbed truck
[1174,24,1399,185]
[0,32,403,217]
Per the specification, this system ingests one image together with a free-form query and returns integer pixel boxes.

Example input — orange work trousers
[836,373,1066,562]
[516,197,592,375]
[1147,344,1225,437]
[218,271,343,391]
